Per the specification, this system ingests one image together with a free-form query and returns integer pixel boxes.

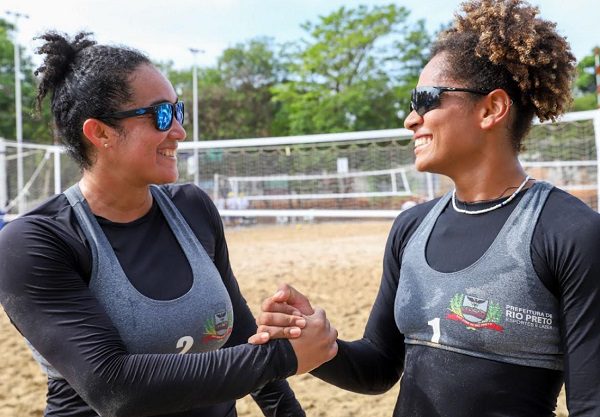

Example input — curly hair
[34,31,150,169]
[431,0,576,151]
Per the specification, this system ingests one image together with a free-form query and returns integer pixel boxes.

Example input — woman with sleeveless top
[0,32,338,417]
[249,1,600,416]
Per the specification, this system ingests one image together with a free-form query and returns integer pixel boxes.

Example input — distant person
[400,200,417,211]
[250,1,600,416]
[0,31,337,417]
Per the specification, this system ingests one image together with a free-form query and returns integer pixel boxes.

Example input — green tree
[571,47,599,111]
[0,19,19,140]
[0,18,52,143]
[392,20,441,119]
[214,37,282,138]
[164,38,282,140]
[272,4,432,135]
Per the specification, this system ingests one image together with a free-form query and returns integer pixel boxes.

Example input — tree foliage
[571,47,599,112]
[2,8,597,144]
[272,4,431,135]
[0,18,53,143]
[164,38,281,139]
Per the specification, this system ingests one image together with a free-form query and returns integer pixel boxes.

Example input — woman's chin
[154,172,180,185]
[414,159,431,173]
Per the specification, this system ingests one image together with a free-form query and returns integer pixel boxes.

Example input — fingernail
[296,318,306,328]
[274,290,284,298]
[290,328,301,337]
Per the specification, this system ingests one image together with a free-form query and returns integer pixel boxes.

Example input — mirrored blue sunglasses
[98,101,184,131]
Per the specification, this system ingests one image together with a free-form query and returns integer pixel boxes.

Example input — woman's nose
[170,119,187,141]
[404,109,422,130]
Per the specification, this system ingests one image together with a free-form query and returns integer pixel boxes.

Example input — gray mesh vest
[29,185,235,379]
[394,181,562,370]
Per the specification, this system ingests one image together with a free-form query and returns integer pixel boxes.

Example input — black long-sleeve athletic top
[312,186,600,417]
[0,183,303,417]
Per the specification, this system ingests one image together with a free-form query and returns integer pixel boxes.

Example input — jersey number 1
[427,318,441,344]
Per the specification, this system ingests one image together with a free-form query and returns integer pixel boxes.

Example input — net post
[213,173,219,202]
[426,172,435,200]
[0,138,7,210]
[53,148,62,195]
[595,47,599,109]
[400,169,411,195]
[593,110,600,211]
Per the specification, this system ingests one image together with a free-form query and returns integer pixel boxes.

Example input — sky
[3,0,599,70]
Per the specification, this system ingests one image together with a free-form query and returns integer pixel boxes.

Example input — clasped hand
[248,284,338,374]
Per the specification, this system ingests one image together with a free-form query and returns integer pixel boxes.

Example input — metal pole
[0,139,7,211]
[6,11,29,214]
[426,172,435,200]
[188,48,204,186]
[213,173,219,202]
[191,52,199,144]
[14,30,24,213]
[594,49,600,211]
[595,47,600,109]
[53,149,62,195]
[593,110,600,211]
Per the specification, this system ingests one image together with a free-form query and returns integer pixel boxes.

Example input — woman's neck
[79,173,153,223]
[451,161,529,203]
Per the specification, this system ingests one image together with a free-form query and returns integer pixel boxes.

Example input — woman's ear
[82,118,112,150]
[479,89,512,130]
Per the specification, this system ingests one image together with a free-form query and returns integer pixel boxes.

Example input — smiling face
[103,64,186,186]
[404,53,487,177]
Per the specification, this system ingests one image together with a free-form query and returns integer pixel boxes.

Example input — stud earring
[103,143,109,148]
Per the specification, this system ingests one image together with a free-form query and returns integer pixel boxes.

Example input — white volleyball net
[1,110,598,222]
[178,109,600,218]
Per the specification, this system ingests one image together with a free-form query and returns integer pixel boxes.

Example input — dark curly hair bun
[34,31,96,108]
[33,31,150,169]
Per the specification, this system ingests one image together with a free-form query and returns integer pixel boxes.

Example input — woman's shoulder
[392,197,440,233]
[385,197,441,251]
[0,193,88,269]
[542,187,600,231]
[158,183,222,231]
[159,183,213,206]
[536,187,600,260]
[1,193,75,238]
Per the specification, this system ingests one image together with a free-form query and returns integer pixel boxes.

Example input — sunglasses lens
[411,87,441,116]
[175,102,185,126]
[155,103,174,131]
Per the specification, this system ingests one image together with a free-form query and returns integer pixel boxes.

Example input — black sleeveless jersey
[0,184,304,417]
[313,187,600,417]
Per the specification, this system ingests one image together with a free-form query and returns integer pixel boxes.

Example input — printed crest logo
[446,294,503,332]
[202,303,233,342]
[461,296,488,323]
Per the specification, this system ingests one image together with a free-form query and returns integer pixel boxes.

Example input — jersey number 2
[177,336,194,354]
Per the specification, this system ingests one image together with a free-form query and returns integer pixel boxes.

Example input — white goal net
[1,109,598,221]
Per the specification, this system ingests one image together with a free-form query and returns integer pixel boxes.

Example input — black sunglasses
[98,101,185,132]
[410,86,492,117]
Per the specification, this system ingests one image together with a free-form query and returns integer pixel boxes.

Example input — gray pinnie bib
[63,184,234,355]
[394,181,562,370]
